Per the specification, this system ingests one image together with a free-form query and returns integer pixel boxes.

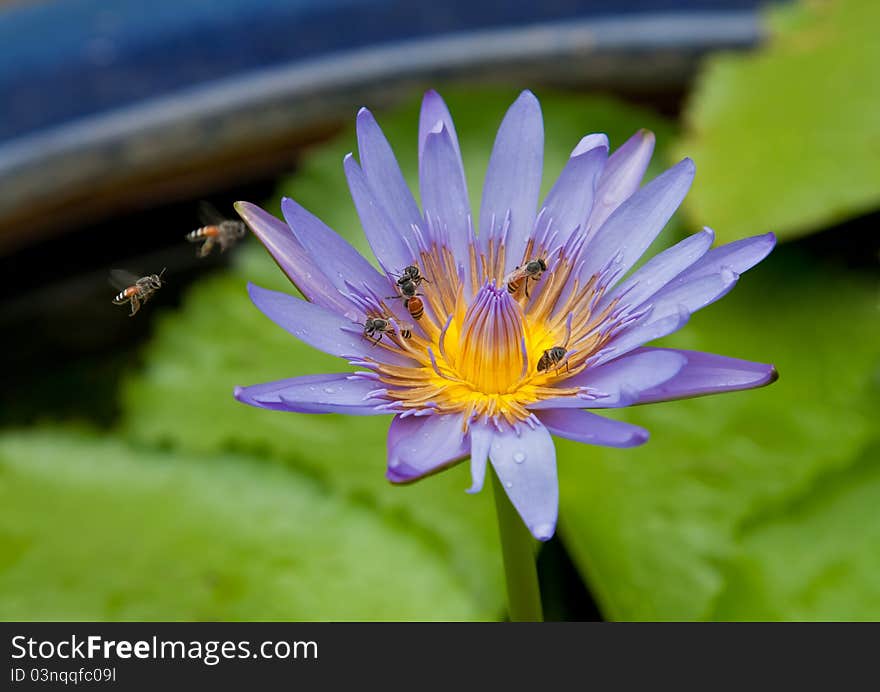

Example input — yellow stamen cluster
[365,240,619,427]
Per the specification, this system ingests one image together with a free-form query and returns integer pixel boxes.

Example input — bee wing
[198,201,227,226]
[109,269,141,290]
[504,267,526,284]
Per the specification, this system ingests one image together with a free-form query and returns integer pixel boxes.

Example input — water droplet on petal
[513,451,526,464]
[323,387,335,394]
[308,386,317,392]
[505,481,513,489]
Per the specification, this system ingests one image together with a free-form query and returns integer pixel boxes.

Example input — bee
[537,346,569,374]
[364,316,411,344]
[404,296,424,321]
[111,269,165,317]
[186,203,247,257]
[505,258,547,298]
[393,265,429,287]
[387,278,425,321]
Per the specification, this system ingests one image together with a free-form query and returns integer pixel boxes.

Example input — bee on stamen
[186,203,247,257]
[363,316,412,344]
[387,276,425,321]
[111,269,166,317]
[505,258,547,298]
[393,265,429,287]
[363,317,394,345]
[536,346,569,374]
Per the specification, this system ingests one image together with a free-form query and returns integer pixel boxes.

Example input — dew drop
[513,451,526,464]
[323,387,336,394]
[308,386,317,392]
[505,481,513,489]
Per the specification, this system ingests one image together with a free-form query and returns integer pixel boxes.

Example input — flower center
[357,236,620,427]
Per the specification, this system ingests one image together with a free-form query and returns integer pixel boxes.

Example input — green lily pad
[0,429,488,620]
[558,249,880,620]
[677,0,880,242]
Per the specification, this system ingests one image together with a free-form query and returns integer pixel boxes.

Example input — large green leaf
[0,430,488,620]
[558,249,880,620]
[120,90,680,616]
[677,0,880,243]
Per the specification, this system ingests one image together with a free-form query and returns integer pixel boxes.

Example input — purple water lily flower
[234,90,777,542]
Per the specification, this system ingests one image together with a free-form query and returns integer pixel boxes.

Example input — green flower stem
[491,467,544,622]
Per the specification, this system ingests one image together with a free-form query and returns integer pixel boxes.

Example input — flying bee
[111,269,165,317]
[186,203,247,257]
[537,345,569,375]
[393,265,429,287]
[505,258,547,298]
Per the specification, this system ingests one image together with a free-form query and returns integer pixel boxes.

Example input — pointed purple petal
[537,408,649,448]
[530,348,687,409]
[467,423,491,494]
[595,306,691,366]
[248,283,416,367]
[356,107,422,233]
[344,153,415,274]
[419,89,460,162]
[601,227,715,311]
[479,90,543,273]
[541,136,608,248]
[386,414,468,483]
[634,349,779,404]
[280,197,386,298]
[235,201,349,313]
[587,128,656,234]
[646,267,739,317]
[420,123,471,262]
[488,422,557,541]
[234,373,386,414]
[668,232,776,287]
[579,158,696,284]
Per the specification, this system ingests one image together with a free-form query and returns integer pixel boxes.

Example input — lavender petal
[666,232,777,288]
[579,158,696,286]
[280,197,387,299]
[420,123,471,262]
[587,128,656,234]
[248,283,416,367]
[419,89,461,162]
[541,136,608,248]
[344,153,415,274]
[530,348,687,409]
[479,90,543,273]
[356,107,422,235]
[633,348,778,404]
[235,202,349,313]
[386,413,469,483]
[537,408,649,448]
[601,227,715,311]
[234,373,386,414]
[488,422,558,542]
